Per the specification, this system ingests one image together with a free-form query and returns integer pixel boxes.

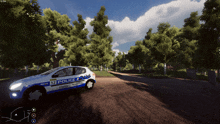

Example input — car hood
[16,74,48,83]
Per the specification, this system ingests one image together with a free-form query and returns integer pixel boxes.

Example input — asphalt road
[0,71,219,124]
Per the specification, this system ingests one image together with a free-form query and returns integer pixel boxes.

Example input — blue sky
[38,0,206,56]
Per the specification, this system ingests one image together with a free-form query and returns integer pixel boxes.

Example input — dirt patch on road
[83,80,192,124]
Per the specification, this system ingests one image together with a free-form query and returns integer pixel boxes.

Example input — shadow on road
[109,71,220,124]
[0,77,104,124]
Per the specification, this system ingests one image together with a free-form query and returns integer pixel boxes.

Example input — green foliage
[195,0,220,69]
[128,41,149,65]
[88,6,114,69]
[172,11,200,69]
[42,8,72,68]
[157,22,170,34]
[144,28,152,40]
[40,62,52,70]
[113,52,127,71]
[124,61,133,70]
[151,26,180,64]
[142,28,158,69]
[0,0,50,69]
[145,23,181,75]
[61,14,89,66]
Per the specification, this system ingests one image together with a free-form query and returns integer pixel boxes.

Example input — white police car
[9,66,96,102]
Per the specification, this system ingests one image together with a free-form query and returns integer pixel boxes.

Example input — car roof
[60,66,88,69]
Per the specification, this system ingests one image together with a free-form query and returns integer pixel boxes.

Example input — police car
[9,66,96,102]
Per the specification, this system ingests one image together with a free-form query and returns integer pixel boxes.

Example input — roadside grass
[93,71,115,77]
[0,67,115,79]
[0,78,10,81]
[1,67,219,82]
[117,68,220,82]
[0,68,50,79]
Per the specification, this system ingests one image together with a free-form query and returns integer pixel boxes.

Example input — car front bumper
[9,90,23,99]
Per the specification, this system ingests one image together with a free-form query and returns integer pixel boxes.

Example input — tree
[114,52,126,71]
[121,52,127,70]
[0,0,50,75]
[195,0,220,79]
[88,6,114,71]
[150,23,180,75]
[128,41,149,73]
[42,8,72,68]
[157,22,171,34]
[115,52,122,71]
[144,28,153,40]
[62,14,90,66]
[173,12,200,70]
[143,28,158,70]
[22,0,51,74]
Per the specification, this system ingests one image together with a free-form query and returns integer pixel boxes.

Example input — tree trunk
[107,67,108,71]
[37,65,39,73]
[206,69,211,76]
[139,64,141,73]
[132,64,134,70]
[217,69,220,82]
[14,68,18,74]
[100,65,102,71]
[164,63,166,75]
[25,65,28,75]
[12,68,18,78]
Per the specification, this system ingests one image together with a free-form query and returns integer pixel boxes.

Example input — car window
[54,69,66,77]
[66,68,74,76]
[41,67,61,75]
[75,68,86,75]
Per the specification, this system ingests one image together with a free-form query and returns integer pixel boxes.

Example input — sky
[37,0,206,57]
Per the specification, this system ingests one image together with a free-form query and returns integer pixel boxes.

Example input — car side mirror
[52,74,58,78]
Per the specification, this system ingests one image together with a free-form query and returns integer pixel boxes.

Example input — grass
[116,68,220,82]
[0,68,115,80]
[0,78,10,81]
[1,67,219,82]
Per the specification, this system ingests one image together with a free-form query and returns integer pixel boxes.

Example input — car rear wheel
[85,81,94,90]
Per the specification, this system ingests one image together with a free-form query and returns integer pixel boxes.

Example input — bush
[0,70,10,78]
[120,69,139,73]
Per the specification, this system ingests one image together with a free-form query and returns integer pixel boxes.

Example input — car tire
[85,81,94,90]
[23,87,46,104]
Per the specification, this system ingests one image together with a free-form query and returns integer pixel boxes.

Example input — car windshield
[40,67,61,75]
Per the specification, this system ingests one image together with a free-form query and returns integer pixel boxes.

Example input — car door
[48,68,68,92]
[63,67,81,88]
[74,67,88,86]
[48,67,85,93]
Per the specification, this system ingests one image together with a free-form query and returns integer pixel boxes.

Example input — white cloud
[84,0,205,51]
[84,17,94,36]
[112,49,120,57]
[58,43,65,51]
[112,49,128,57]
[112,42,119,48]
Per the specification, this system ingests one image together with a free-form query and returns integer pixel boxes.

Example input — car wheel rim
[28,90,42,101]
[87,82,93,88]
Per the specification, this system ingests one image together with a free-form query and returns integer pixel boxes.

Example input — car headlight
[10,83,22,90]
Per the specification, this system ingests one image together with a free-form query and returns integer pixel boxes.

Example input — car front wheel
[23,88,46,103]
[85,81,94,90]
